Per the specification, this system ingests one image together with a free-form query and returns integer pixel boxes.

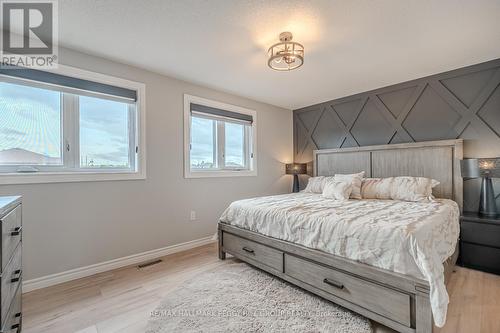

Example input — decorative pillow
[389,176,440,202]
[322,180,352,200]
[334,171,365,199]
[361,178,393,199]
[303,176,325,193]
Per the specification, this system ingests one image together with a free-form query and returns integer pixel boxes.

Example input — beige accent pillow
[334,171,365,199]
[361,178,393,199]
[389,176,440,202]
[303,176,325,193]
[322,180,352,200]
[303,176,337,193]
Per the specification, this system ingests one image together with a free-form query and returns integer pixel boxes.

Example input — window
[190,116,216,169]
[0,82,62,166]
[0,65,145,184]
[79,96,132,169]
[224,122,246,168]
[184,95,257,178]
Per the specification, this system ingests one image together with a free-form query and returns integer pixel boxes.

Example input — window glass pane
[191,116,215,169]
[0,82,62,165]
[80,96,131,168]
[225,122,245,168]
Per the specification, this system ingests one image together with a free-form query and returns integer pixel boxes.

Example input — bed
[217,139,463,333]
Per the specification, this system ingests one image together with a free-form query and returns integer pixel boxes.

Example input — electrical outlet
[190,211,197,221]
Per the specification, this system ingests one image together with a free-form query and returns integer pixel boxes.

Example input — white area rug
[147,262,372,333]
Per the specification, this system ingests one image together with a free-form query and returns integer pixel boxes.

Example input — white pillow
[361,178,393,200]
[303,176,325,193]
[334,171,365,199]
[322,180,352,200]
[389,176,440,202]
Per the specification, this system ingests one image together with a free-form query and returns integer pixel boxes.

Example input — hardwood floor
[22,243,500,333]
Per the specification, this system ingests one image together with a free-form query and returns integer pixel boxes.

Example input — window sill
[185,169,257,179]
[0,170,146,185]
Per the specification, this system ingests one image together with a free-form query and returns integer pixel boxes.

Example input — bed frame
[218,139,463,333]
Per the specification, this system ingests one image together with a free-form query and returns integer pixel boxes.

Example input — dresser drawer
[461,221,500,248]
[284,254,411,327]
[461,242,500,274]
[1,285,21,333]
[1,205,22,272]
[222,233,283,272]
[1,244,21,328]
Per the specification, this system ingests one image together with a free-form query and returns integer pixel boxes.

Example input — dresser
[460,212,500,275]
[0,197,22,333]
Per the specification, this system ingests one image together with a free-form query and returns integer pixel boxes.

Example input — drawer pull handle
[11,226,22,236]
[242,247,255,254]
[11,323,19,329]
[11,269,22,283]
[15,312,21,318]
[323,278,344,290]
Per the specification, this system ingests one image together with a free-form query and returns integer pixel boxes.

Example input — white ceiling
[58,0,500,110]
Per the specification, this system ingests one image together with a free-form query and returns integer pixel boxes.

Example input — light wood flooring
[22,243,500,333]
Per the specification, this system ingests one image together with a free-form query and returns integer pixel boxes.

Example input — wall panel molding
[293,58,500,212]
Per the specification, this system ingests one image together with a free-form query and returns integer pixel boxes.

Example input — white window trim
[0,64,147,185]
[184,94,257,178]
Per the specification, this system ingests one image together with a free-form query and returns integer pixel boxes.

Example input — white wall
[0,48,293,281]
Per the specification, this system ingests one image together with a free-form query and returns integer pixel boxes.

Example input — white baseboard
[22,236,216,293]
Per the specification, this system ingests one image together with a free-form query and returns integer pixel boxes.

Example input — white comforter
[219,193,460,327]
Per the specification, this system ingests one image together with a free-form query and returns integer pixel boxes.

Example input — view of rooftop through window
[190,116,215,168]
[0,82,62,165]
[0,81,132,168]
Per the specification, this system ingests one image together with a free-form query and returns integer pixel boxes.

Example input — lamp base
[479,177,498,217]
[292,174,300,193]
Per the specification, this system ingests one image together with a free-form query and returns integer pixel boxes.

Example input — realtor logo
[0,0,58,68]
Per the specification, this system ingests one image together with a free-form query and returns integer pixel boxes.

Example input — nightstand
[460,212,500,275]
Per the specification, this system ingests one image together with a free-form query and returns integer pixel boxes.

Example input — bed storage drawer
[222,233,283,272]
[284,254,411,327]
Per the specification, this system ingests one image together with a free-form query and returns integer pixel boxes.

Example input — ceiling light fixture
[268,32,304,71]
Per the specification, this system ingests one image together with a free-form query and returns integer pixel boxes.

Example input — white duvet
[219,193,460,327]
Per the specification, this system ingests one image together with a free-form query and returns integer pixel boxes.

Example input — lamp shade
[286,163,307,175]
[461,159,481,178]
[478,158,500,178]
[461,158,500,178]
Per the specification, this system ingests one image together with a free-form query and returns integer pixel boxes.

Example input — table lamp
[286,163,307,193]
[461,158,500,217]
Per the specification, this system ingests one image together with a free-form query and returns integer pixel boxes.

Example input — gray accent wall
[294,58,500,212]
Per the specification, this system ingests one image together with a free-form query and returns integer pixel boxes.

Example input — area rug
[147,262,372,333]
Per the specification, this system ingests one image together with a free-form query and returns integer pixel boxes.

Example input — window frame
[0,64,146,185]
[184,94,257,178]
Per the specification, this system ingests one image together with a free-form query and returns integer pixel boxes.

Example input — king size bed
[217,139,463,333]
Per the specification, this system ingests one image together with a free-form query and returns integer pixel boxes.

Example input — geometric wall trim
[293,58,500,212]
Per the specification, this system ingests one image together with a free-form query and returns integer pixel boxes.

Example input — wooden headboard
[313,139,464,210]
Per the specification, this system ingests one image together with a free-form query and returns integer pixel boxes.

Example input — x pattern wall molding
[294,59,500,161]
[293,59,500,212]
